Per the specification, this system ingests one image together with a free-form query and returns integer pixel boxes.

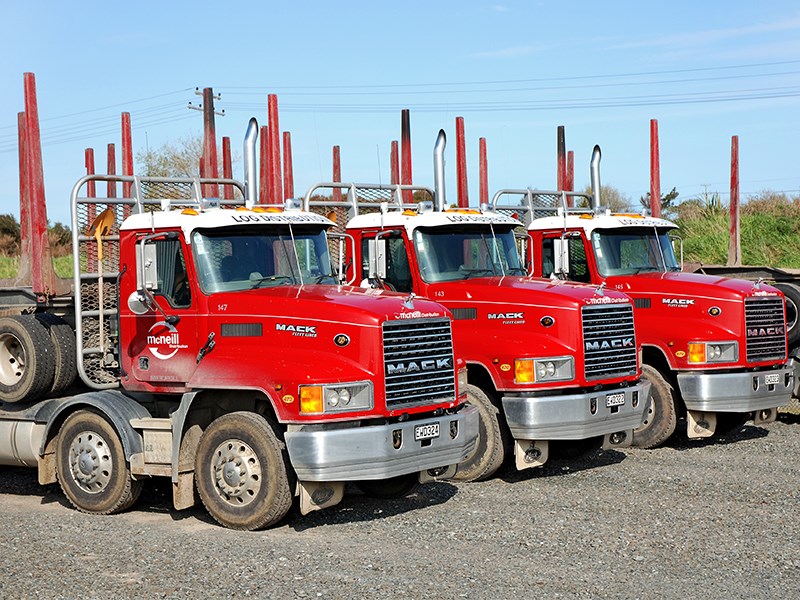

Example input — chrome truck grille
[382,317,456,409]
[582,304,638,380]
[745,297,787,362]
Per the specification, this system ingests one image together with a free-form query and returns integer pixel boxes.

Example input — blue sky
[2,1,800,225]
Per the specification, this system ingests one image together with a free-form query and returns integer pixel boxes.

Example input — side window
[359,236,413,293]
[541,238,555,277]
[385,237,413,293]
[540,236,590,283]
[155,238,191,308]
[568,237,591,283]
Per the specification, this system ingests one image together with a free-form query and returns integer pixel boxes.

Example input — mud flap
[514,439,548,470]
[419,464,457,483]
[172,472,195,510]
[753,407,777,425]
[298,481,344,515]
[687,410,717,438]
[602,429,633,449]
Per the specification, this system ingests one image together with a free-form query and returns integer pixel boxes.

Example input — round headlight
[326,389,340,407]
[709,345,721,360]
[546,362,556,377]
[536,363,548,379]
[338,388,351,405]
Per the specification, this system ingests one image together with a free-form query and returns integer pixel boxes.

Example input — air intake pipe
[590,144,602,212]
[433,129,446,211]
[243,117,259,208]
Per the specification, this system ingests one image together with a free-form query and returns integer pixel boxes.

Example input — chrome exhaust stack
[243,117,259,208]
[433,129,447,211]
[590,144,602,212]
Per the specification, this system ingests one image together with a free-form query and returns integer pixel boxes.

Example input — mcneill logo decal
[147,321,188,360]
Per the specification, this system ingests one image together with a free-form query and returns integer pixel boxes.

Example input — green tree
[582,183,631,212]
[137,134,204,178]
[639,187,679,216]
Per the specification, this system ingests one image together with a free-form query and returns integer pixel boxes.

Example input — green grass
[0,255,73,279]
[676,212,800,268]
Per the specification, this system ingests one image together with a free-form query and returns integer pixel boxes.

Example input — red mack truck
[0,118,478,529]
[493,146,792,448]
[303,131,650,481]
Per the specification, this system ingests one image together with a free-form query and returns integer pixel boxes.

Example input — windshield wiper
[309,274,338,284]
[250,275,295,289]
[460,267,497,279]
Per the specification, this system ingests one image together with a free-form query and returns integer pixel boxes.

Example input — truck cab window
[154,238,191,308]
[412,225,525,283]
[541,236,591,283]
[360,236,413,293]
[192,226,336,293]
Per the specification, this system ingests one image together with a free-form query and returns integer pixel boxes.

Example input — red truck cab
[494,147,792,447]
[302,132,649,481]
[0,120,478,531]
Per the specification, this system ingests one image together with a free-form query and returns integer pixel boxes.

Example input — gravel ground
[1,412,798,600]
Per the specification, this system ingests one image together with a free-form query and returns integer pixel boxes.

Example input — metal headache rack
[491,188,595,226]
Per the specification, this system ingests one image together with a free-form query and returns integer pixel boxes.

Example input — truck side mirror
[137,241,159,292]
[514,232,530,272]
[553,237,570,277]
[670,233,684,271]
[368,238,388,280]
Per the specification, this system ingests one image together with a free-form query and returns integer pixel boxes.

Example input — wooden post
[401,109,413,203]
[479,137,488,206]
[650,119,662,218]
[456,117,469,208]
[727,135,741,267]
[222,136,233,200]
[390,140,399,185]
[283,131,294,200]
[332,145,342,202]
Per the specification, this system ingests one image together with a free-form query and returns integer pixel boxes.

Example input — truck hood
[208,283,449,326]
[606,271,780,301]
[427,276,632,309]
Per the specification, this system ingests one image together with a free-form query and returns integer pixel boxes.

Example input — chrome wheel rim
[68,430,113,494]
[0,332,25,385]
[210,439,262,507]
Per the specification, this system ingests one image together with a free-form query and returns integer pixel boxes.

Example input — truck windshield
[412,225,526,282]
[591,227,680,276]
[192,226,337,293]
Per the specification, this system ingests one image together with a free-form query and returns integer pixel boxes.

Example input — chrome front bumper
[284,404,479,481]
[501,379,651,440]
[677,364,793,412]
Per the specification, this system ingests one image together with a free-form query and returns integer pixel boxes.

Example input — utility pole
[188,87,225,197]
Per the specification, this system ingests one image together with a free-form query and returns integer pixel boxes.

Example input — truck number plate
[606,393,625,408]
[765,373,781,385]
[414,422,440,441]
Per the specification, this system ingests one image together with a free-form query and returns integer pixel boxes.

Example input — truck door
[126,236,200,388]
[540,232,594,283]
[360,232,414,293]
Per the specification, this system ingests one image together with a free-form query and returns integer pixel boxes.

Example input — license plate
[606,393,625,408]
[765,373,780,385]
[414,422,440,441]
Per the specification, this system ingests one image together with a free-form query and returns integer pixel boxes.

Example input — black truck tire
[452,384,508,482]
[631,365,678,449]
[0,315,56,403]
[773,282,800,346]
[195,412,293,530]
[35,313,77,395]
[56,409,143,514]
